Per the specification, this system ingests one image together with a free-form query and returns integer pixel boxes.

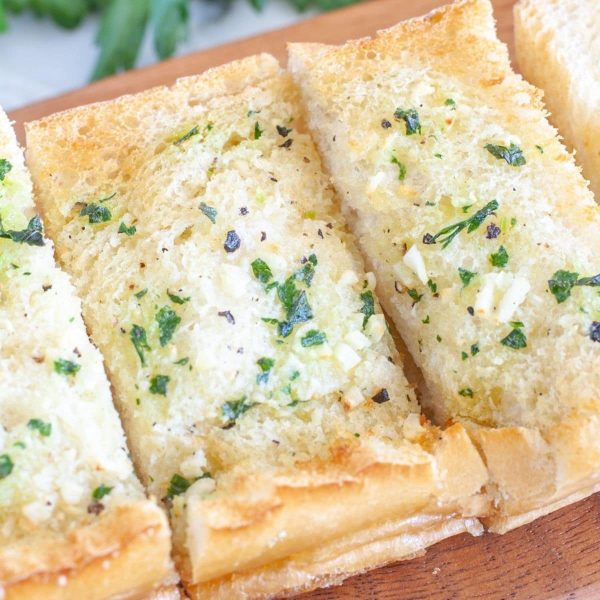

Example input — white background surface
[0,0,314,111]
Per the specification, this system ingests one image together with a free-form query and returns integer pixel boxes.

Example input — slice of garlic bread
[26,55,487,597]
[514,0,600,199]
[0,110,175,599]
[289,0,600,533]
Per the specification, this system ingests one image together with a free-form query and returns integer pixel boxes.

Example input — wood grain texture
[9,1,600,598]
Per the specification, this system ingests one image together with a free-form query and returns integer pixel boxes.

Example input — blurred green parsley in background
[0,0,360,81]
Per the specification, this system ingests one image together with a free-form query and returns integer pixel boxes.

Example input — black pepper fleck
[279,139,293,149]
[372,389,390,404]
[317,229,324,239]
[87,502,105,515]
[276,124,292,137]
[590,321,600,343]
[423,233,435,244]
[218,310,235,324]
[467,306,475,316]
[486,223,501,239]
[224,230,241,253]
[381,119,392,129]
[240,207,248,216]
[260,231,266,242]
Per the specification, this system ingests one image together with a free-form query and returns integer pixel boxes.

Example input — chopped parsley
[484,143,526,166]
[423,200,498,249]
[408,288,423,304]
[167,474,192,497]
[500,327,527,349]
[0,454,13,479]
[427,279,437,294]
[458,388,474,397]
[0,158,12,181]
[224,230,241,253]
[444,98,456,109]
[390,153,407,180]
[92,484,113,500]
[256,357,275,384]
[199,202,217,224]
[173,125,199,146]
[130,324,151,366]
[301,329,327,347]
[80,203,112,224]
[535,145,544,154]
[422,315,430,324]
[548,270,600,303]
[458,267,477,287]
[222,396,256,424]
[156,305,181,346]
[134,288,148,299]
[393,108,421,135]
[0,215,45,246]
[174,357,189,365]
[168,291,190,304]
[251,258,273,284]
[489,245,509,268]
[471,343,480,356]
[371,388,390,404]
[253,122,263,140]
[27,419,51,437]
[461,351,468,361]
[359,290,375,328]
[118,222,136,236]
[54,358,81,376]
[149,375,170,396]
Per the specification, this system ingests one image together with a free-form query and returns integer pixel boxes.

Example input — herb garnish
[484,143,526,166]
[199,202,217,224]
[489,245,509,268]
[167,474,192,498]
[256,357,275,384]
[224,230,241,253]
[0,215,45,246]
[80,203,112,224]
[359,290,375,328]
[372,389,390,404]
[251,258,273,284]
[27,419,51,437]
[548,270,600,303]
[222,396,256,425]
[149,375,170,396]
[174,357,189,365]
[174,126,199,146]
[390,153,407,180]
[0,454,13,479]
[445,98,456,109]
[423,200,498,248]
[394,108,421,135]
[92,484,113,500]
[301,329,327,347]
[408,289,423,305]
[168,291,190,304]
[253,122,263,140]
[135,289,148,299]
[118,222,136,236]
[156,305,181,346]
[54,358,81,376]
[500,327,527,349]
[458,268,477,288]
[471,343,480,356]
[427,279,438,294]
[130,324,151,366]
[0,159,12,181]
[458,388,474,397]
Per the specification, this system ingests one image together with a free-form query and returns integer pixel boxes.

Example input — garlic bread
[289,0,600,532]
[26,55,487,597]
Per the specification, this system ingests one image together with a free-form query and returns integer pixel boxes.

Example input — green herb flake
[290,370,300,381]
[80,203,112,224]
[174,357,189,366]
[535,145,544,154]
[251,258,273,284]
[423,200,498,248]
[458,387,474,397]
[548,270,580,303]
[27,419,51,437]
[167,474,192,498]
[256,357,275,384]
[422,315,430,324]
[500,328,527,349]
[199,202,217,224]
[173,126,199,146]
[54,358,81,376]
[390,153,407,181]
[427,279,437,294]
[458,267,477,288]
[253,121,263,140]
[393,108,421,135]
[149,375,170,396]
[489,245,509,268]
[461,351,468,361]
[484,143,526,167]
[0,215,45,247]
[92,484,113,500]
[0,158,12,181]
[168,291,191,304]
[436,334,442,342]
[134,288,148,299]
[434,153,443,159]
[444,98,456,109]
[118,222,136,236]
[222,396,256,424]
[301,329,327,347]
[471,343,480,356]
[0,454,13,479]
[408,288,423,304]
[359,290,375,328]
[130,324,151,366]
[156,305,181,346]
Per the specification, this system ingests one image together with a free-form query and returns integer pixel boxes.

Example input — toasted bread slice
[289,0,600,533]
[515,0,600,199]
[25,55,487,597]
[0,110,176,599]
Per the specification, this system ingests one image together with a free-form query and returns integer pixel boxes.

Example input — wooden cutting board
[9,1,600,598]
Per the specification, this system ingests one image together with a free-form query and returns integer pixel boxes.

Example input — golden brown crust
[1,502,176,600]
